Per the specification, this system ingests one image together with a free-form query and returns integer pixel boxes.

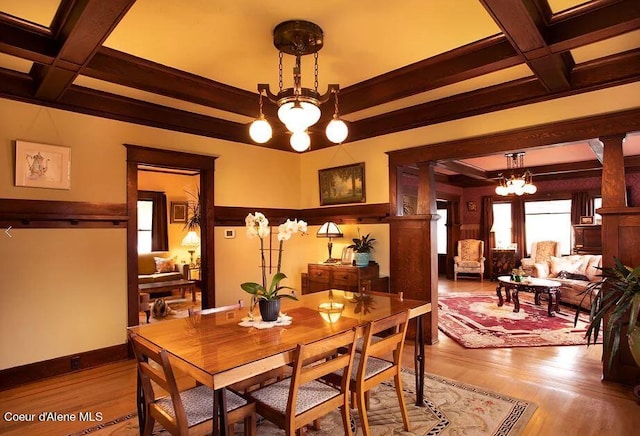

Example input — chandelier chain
[278,51,283,91]
[314,52,319,92]
[333,89,339,116]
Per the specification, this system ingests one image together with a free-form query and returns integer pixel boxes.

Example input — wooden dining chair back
[355,286,403,352]
[188,299,244,316]
[129,331,256,436]
[353,310,411,435]
[246,328,358,436]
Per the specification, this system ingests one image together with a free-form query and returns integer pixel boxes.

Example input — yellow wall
[1,80,639,369]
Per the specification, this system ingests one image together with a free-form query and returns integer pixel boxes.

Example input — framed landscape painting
[319,162,365,206]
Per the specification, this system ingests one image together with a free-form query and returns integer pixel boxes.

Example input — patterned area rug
[70,369,536,435]
[439,292,597,348]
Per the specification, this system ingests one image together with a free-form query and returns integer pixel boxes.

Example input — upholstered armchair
[521,240,561,276]
[454,239,485,281]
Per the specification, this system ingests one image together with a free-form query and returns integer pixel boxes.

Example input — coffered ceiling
[0,0,639,182]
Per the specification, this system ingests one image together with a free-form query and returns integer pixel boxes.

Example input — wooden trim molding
[214,203,390,227]
[0,199,127,228]
[0,344,129,391]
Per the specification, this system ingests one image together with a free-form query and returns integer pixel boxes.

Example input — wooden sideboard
[302,263,389,294]
[572,224,602,254]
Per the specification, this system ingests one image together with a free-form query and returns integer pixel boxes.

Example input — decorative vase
[354,252,370,267]
[259,299,280,322]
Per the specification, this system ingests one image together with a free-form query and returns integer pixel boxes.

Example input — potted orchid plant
[241,212,307,321]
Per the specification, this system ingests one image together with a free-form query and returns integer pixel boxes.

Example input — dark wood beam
[436,160,488,180]
[84,47,265,118]
[388,107,640,167]
[480,0,573,92]
[0,15,57,64]
[339,36,521,114]
[348,49,640,144]
[30,0,136,101]
[486,158,603,179]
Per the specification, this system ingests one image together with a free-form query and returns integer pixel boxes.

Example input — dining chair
[129,331,256,436]
[454,238,485,281]
[355,282,404,352]
[339,310,412,436]
[245,328,358,436]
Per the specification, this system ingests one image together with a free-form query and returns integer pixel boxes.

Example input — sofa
[531,254,602,310]
[138,251,184,284]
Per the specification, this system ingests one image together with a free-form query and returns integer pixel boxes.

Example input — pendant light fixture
[248,20,348,152]
[495,152,537,196]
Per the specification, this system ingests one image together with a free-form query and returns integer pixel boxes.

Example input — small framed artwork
[170,201,188,223]
[318,162,365,206]
[14,140,71,190]
[467,201,477,212]
[580,216,594,224]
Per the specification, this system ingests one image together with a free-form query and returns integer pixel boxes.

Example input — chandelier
[248,20,348,152]
[495,152,537,196]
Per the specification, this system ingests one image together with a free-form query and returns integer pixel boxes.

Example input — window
[436,207,447,254]
[137,191,168,253]
[492,202,512,248]
[594,196,602,223]
[137,200,153,253]
[525,200,571,255]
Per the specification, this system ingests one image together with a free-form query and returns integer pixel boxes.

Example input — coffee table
[138,278,197,302]
[496,276,561,317]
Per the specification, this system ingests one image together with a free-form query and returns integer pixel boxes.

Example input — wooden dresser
[572,224,602,254]
[302,263,389,294]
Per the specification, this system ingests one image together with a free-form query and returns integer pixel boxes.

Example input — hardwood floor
[1,278,638,435]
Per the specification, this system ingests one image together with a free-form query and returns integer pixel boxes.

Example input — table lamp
[182,230,200,266]
[316,221,343,263]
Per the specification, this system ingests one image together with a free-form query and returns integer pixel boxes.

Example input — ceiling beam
[480,0,573,92]
[436,160,488,180]
[347,48,640,144]
[30,0,136,101]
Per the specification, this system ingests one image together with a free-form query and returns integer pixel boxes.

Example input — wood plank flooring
[1,278,638,435]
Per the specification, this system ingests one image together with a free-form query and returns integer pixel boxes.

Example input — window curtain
[480,196,493,260]
[571,191,593,224]
[139,190,169,251]
[511,198,526,259]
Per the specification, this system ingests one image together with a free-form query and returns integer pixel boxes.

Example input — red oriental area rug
[438,292,599,348]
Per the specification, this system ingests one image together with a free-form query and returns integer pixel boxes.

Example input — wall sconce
[316,221,343,263]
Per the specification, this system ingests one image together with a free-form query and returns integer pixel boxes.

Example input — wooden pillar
[389,161,439,343]
[600,135,627,208]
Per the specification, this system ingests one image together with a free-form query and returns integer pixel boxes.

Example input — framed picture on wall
[170,201,188,223]
[318,162,366,206]
[467,201,477,212]
[580,215,594,224]
[14,140,71,190]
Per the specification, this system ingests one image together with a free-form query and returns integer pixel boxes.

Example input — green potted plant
[575,258,640,376]
[240,213,305,321]
[348,230,376,267]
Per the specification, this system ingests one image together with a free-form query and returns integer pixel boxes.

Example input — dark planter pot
[259,298,280,322]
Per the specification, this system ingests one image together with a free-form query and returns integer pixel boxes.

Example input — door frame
[125,145,216,327]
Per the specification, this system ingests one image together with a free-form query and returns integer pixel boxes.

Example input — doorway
[125,145,216,327]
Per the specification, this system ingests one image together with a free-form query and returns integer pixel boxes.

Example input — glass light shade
[182,230,200,248]
[326,117,348,143]
[524,183,537,194]
[511,178,526,188]
[318,302,344,323]
[278,101,321,132]
[249,117,272,143]
[290,131,311,152]
[514,186,525,196]
[317,221,343,238]
[495,185,508,196]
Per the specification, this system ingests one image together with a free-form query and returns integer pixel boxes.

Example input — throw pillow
[534,241,557,264]
[557,270,589,281]
[460,240,481,261]
[154,256,176,273]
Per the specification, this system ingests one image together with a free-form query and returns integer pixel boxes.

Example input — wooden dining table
[128,289,431,434]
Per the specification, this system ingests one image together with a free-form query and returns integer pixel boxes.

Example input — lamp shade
[316,221,343,238]
[182,230,200,248]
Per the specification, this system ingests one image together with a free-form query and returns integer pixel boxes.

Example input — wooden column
[600,135,627,208]
[389,161,439,343]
